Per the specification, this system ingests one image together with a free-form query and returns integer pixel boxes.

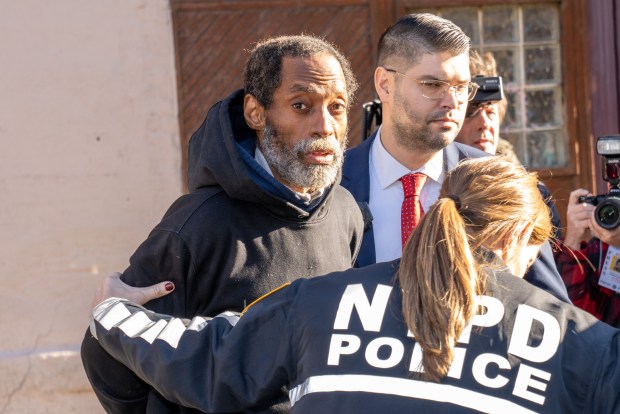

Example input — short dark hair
[243,35,358,109]
[378,13,471,68]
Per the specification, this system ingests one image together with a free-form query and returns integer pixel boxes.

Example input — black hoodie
[81,89,364,414]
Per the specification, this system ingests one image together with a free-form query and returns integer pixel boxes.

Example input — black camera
[471,76,504,104]
[466,76,504,118]
[578,135,620,229]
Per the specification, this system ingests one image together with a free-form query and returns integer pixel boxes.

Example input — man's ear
[244,94,266,131]
[375,66,391,102]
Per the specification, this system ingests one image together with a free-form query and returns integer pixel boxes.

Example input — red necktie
[401,173,427,248]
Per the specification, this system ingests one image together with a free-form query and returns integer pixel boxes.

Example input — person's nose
[478,110,493,130]
[313,106,336,138]
[439,86,460,109]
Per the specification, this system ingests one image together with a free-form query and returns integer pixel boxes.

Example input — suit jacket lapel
[443,142,465,173]
[342,134,377,267]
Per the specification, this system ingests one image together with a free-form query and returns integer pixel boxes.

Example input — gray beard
[261,122,347,193]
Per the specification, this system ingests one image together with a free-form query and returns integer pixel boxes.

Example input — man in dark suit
[341,13,570,301]
[342,135,483,267]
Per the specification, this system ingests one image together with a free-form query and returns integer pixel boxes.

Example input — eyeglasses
[385,68,479,102]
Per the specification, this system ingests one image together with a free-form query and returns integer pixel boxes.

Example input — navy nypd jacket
[91,260,620,413]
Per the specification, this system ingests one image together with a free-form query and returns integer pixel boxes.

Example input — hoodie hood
[187,89,341,220]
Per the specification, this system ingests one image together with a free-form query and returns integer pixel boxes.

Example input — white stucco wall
[0,1,181,411]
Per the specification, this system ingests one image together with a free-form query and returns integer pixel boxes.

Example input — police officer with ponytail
[90,157,620,414]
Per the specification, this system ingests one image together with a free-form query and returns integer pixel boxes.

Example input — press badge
[600,245,620,293]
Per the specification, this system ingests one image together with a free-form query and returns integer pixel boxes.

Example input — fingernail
[165,282,174,292]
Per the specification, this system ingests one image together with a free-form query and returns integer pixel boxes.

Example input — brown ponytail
[397,157,553,382]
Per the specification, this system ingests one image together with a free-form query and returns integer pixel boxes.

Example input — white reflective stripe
[288,375,538,413]
[153,314,237,347]
[218,311,240,327]
[93,299,241,347]
[119,311,153,337]
[186,316,208,331]
[97,301,132,330]
[158,318,188,348]
[140,319,168,344]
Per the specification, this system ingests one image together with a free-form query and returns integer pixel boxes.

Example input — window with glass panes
[410,4,566,168]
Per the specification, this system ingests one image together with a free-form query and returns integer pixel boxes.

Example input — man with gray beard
[81,34,364,414]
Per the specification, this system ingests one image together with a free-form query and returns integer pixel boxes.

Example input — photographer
[454,51,516,162]
[556,188,620,327]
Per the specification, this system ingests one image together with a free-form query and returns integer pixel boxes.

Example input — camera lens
[595,198,620,229]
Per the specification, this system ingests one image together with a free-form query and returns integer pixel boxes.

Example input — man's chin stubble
[394,131,455,153]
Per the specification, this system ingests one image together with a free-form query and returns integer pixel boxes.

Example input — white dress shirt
[369,127,444,263]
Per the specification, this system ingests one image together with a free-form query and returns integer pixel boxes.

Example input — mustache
[294,136,345,154]
[428,110,459,122]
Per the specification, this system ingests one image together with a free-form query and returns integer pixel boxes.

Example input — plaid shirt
[556,239,620,327]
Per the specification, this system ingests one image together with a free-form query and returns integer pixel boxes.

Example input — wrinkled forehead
[466,100,499,118]
[279,54,348,97]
